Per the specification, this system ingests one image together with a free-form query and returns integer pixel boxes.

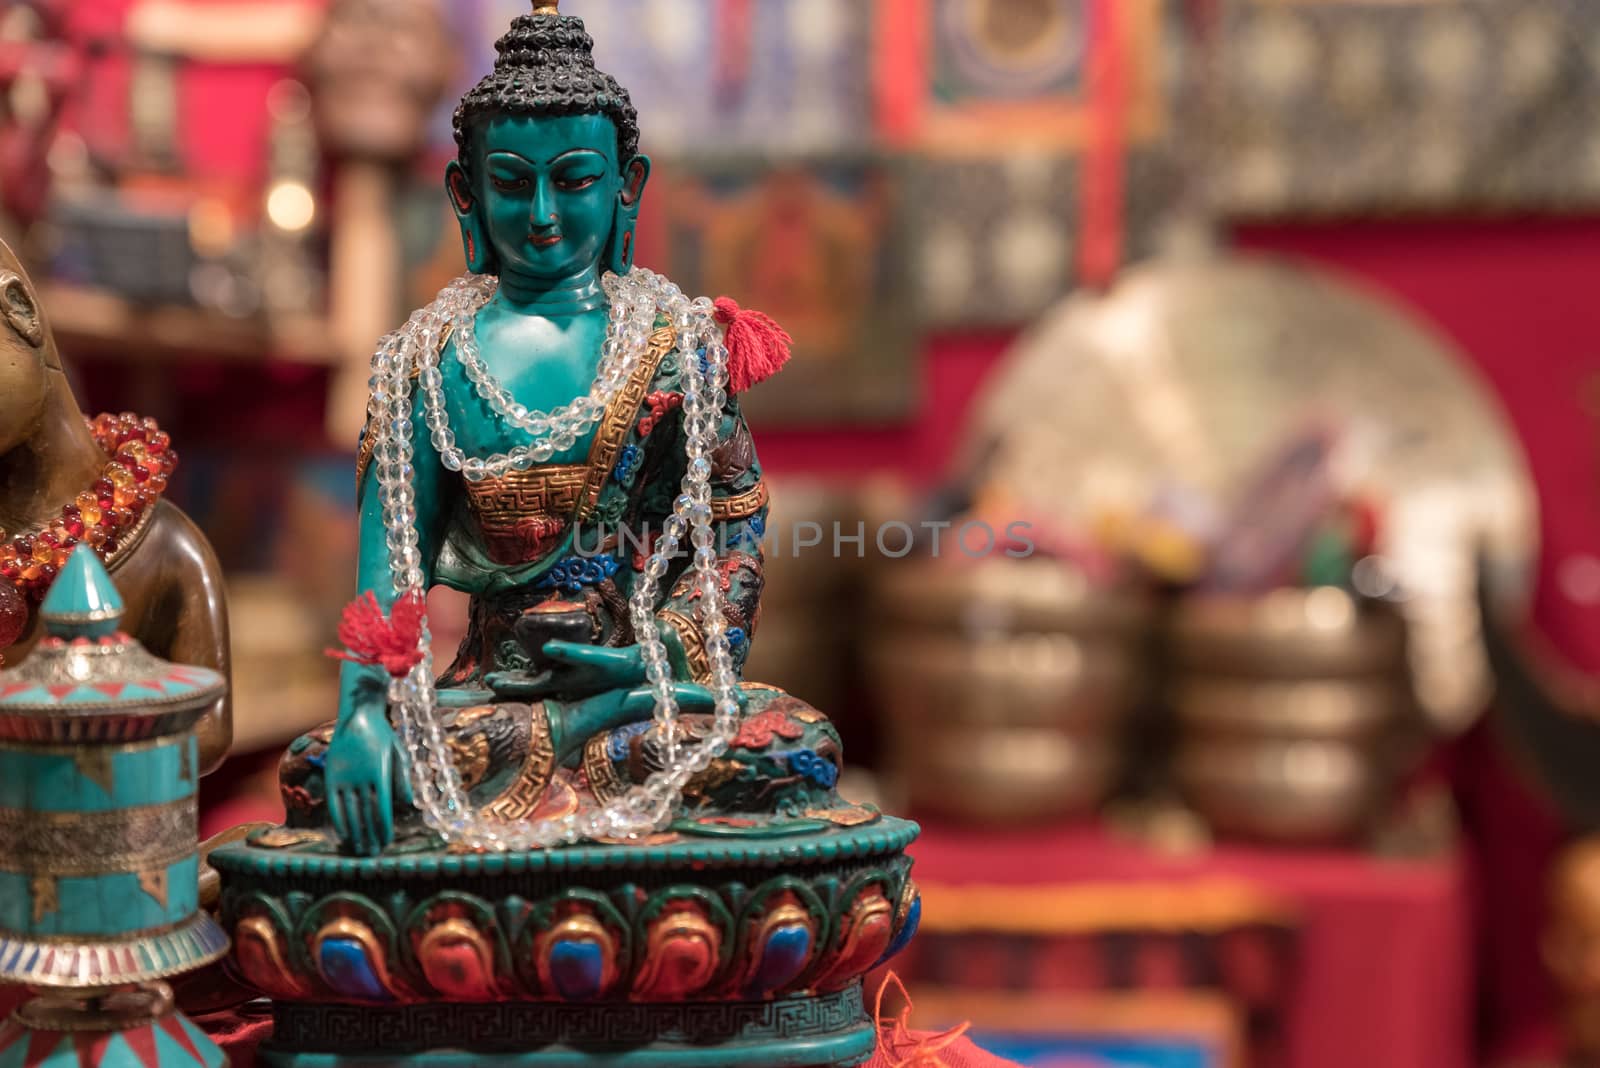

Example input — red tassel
[714,297,792,394]
[873,971,972,1067]
[326,590,426,678]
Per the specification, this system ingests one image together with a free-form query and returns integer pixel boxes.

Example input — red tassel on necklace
[326,590,426,678]
[714,297,792,395]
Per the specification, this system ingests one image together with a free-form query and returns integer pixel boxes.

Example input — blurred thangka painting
[1219,0,1600,215]
[655,158,911,426]
[477,0,875,154]
[883,0,1178,328]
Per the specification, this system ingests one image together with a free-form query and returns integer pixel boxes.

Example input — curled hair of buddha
[452,14,641,173]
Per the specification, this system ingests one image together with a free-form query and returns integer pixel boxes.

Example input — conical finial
[40,545,123,639]
[532,1,559,13]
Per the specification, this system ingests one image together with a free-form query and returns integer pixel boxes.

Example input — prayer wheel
[0,546,228,1067]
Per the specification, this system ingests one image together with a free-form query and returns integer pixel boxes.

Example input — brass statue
[0,240,232,773]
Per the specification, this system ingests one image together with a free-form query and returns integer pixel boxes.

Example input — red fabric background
[906,823,1473,1068]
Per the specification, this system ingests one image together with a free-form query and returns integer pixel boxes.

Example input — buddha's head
[447,7,649,289]
[0,239,57,456]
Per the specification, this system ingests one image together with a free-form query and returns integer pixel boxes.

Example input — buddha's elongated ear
[605,155,651,276]
[446,160,496,275]
[0,270,43,350]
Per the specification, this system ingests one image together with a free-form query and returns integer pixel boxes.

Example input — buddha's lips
[529,232,563,248]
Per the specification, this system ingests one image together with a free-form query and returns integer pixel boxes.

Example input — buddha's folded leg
[581,686,847,818]
[279,703,556,831]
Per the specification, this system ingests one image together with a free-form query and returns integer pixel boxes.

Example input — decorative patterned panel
[1219,0,1600,214]
[878,0,1180,326]
[905,151,1178,328]
[933,0,1090,102]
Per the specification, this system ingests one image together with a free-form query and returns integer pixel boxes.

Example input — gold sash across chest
[461,465,591,565]
[358,328,675,558]
[461,326,674,565]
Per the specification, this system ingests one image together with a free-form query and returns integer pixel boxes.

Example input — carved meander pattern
[271,984,868,1054]
[220,857,917,1008]
[462,465,588,566]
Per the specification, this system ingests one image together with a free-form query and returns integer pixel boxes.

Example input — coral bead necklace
[0,413,177,603]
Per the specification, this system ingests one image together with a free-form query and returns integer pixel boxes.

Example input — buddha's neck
[494,262,607,316]
[0,373,106,539]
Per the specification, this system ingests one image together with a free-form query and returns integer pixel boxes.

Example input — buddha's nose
[530,181,559,231]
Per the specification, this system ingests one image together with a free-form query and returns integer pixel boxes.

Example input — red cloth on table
[208,1016,1022,1068]
[904,822,1472,1068]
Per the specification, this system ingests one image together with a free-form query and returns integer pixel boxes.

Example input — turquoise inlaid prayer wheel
[0,547,228,1067]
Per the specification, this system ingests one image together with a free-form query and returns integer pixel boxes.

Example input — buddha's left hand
[486,641,646,701]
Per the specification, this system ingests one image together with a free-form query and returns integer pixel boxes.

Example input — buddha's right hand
[325,703,415,856]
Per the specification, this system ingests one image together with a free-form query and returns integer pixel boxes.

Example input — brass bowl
[741,625,847,712]
[871,632,1139,732]
[1173,676,1411,742]
[872,557,1151,635]
[1167,589,1418,844]
[1173,735,1387,846]
[891,721,1122,825]
[1169,588,1408,678]
[865,557,1149,823]
[745,479,867,714]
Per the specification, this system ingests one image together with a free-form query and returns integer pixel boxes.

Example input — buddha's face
[466,113,632,284]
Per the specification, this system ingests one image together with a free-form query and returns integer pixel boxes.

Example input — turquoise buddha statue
[214,10,917,1062]
[280,5,850,857]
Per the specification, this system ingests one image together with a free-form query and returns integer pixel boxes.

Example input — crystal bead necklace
[367,267,745,850]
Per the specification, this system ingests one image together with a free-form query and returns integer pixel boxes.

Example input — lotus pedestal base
[212,818,921,1068]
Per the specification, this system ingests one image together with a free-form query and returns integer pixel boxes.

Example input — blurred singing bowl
[865,557,1151,821]
[741,624,846,710]
[871,557,1151,636]
[869,631,1139,731]
[759,478,867,611]
[891,722,1121,825]
[1173,736,1386,846]
[1169,588,1407,678]
[1174,676,1411,742]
